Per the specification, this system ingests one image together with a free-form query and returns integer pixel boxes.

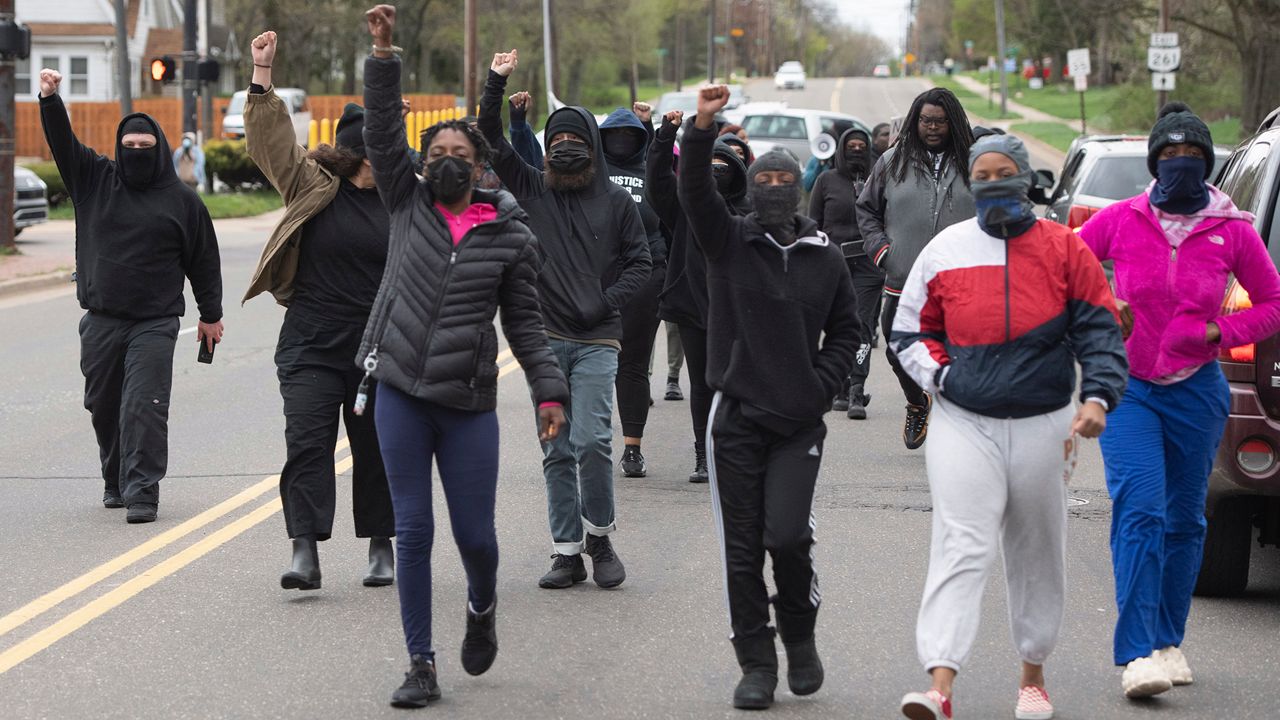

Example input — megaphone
[811,132,837,161]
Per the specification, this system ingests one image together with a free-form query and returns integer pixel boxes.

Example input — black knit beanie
[1148,102,1214,179]
[545,108,593,149]
[747,148,802,183]
[334,103,366,155]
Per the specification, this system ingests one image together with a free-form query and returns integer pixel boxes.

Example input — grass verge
[928,74,1022,122]
[1011,122,1081,153]
[47,188,283,222]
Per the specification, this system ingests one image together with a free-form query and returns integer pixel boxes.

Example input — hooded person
[809,127,883,420]
[679,84,861,711]
[478,49,651,592]
[240,31,398,593]
[38,67,223,524]
[598,105,670,478]
[719,134,755,166]
[891,132,1127,720]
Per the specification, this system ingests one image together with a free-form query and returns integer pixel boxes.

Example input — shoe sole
[538,574,587,589]
[363,575,394,587]
[126,514,157,524]
[1124,678,1172,698]
[461,647,498,676]
[621,468,647,478]
[688,475,709,484]
[281,574,322,591]
[390,692,441,708]
[901,695,944,720]
[665,394,684,401]
[593,574,625,589]
[847,408,867,420]
[732,699,773,710]
[103,499,124,509]
[1015,709,1054,720]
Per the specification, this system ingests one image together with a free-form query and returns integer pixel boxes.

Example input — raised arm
[477,50,545,198]
[362,5,418,210]
[38,70,104,203]
[678,86,736,261]
[508,91,544,170]
[645,110,683,228]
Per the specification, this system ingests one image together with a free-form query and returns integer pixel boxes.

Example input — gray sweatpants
[916,397,1074,672]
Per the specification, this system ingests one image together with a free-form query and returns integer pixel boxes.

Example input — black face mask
[119,147,160,188]
[547,140,593,173]
[844,149,869,175]
[712,163,735,195]
[750,182,800,229]
[427,156,474,204]
[603,131,642,161]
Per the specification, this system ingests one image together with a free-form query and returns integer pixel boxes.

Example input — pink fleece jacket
[1079,188,1280,382]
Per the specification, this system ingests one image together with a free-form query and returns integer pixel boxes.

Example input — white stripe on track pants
[916,397,1074,672]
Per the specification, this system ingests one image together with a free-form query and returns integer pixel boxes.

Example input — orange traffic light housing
[150,56,175,83]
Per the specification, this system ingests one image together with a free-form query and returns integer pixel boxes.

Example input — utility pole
[707,0,716,83]
[1156,0,1169,112]
[200,0,212,144]
[674,12,685,90]
[182,0,197,134]
[464,0,476,114]
[113,0,132,116]
[0,0,14,252]
[995,0,1009,117]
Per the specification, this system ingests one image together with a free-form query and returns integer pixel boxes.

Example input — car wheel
[1193,496,1254,597]
[13,227,21,236]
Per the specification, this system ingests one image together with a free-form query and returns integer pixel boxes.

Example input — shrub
[23,161,68,206]
[204,139,268,189]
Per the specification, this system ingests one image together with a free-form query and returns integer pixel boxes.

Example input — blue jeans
[1099,364,1229,665]
[375,383,500,660]
[543,339,619,555]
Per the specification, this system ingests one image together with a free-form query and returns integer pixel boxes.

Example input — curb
[0,270,75,299]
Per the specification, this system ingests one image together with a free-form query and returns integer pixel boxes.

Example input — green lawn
[1011,122,1082,153]
[48,189,282,222]
[928,74,1022,122]
[1208,117,1243,148]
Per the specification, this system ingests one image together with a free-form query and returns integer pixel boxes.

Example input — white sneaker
[1154,646,1193,686]
[1122,656,1173,698]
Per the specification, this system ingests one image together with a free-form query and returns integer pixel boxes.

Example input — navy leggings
[375,383,500,659]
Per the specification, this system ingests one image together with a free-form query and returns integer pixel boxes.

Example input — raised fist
[662,110,684,127]
[632,102,653,124]
[365,5,396,45]
[251,31,277,66]
[39,69,62,98]
[401,98,412,118]
[697,85,731,117]
[509,91,532,111]
[491,49,518,77]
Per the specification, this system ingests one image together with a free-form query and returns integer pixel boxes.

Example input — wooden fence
[18,94,458,161]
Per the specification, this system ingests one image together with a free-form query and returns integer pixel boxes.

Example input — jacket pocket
[470,324,500,388]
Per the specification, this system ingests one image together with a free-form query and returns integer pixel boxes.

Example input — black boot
[364,537,394,587]
[776,609,823,696]
[390,654,441,708]
[461,598,498,676]
[689,442,709,484]
[846,384,868,420]
[281,536,321,590]
[103,485,124,509]
[731,629,779,710]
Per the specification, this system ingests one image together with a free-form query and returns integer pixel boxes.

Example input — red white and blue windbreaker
[890,217,1128,418]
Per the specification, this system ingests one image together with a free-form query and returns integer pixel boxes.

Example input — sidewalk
[950,74,1074,170]
[0,221,75,298]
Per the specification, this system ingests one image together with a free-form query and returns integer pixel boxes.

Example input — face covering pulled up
[1149,156,1209,215]
[427,156,474,204]
[547,140,592,173]
[972,171,1037,239]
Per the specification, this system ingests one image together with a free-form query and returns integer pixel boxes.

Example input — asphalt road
[1,77,1278,720]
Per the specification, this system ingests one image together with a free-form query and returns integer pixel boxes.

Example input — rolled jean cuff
[584,517,616,537]
[552,539,584,556]
[923,659,960,673]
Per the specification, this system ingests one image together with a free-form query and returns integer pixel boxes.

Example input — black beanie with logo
[334,103,366,155]
[1148,102,1214,179]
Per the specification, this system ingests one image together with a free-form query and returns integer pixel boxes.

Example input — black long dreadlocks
[888,87,974,186]
[419,119,493,167]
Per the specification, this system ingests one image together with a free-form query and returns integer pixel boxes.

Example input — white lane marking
[178,327,197,336]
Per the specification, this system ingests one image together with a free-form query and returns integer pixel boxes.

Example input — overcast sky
[837,0,911,55]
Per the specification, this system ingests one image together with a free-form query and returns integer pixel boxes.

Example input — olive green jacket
[242,87,341,306]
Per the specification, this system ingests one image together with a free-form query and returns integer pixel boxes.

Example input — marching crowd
[35,3,1280,718]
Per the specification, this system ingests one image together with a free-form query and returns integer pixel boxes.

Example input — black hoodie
[679,124,860,428]
[39,94,223,323]
[478,71,652,343]
[600,107,666,270]
[809,127,872,257]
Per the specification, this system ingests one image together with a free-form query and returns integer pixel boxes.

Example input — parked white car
[774,61,806,90]
[222,88,312,146]
[741,109,868,166]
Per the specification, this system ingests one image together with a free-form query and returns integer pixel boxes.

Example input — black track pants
[616,273,664,439]
[881,293,928,407]
[846,255,885,391]
[677,324,712,445]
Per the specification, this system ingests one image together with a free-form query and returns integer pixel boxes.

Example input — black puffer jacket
[358,55,569,411]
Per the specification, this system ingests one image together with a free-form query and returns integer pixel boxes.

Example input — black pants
[616,272,664,439]
[708,393,826,641]
[881,293,928,407]
[276,312,394,541]
[846,255,886,391]
[79,313,179,506]
[677,323,713,445]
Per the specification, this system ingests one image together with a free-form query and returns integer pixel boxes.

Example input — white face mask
[182,138,193,149]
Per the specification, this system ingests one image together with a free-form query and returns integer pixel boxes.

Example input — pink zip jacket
[1079,187,1280,382]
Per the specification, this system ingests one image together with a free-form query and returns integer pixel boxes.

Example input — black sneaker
[665,379,684,401]
[847,385,869,420]
[620,445,647,478]
[831,391,850,412]
[126,503,157,524]
[903,393,932,450]
[689,445,709,484]
[584,534,626,588]
[538,553,587,589]
[103,491,124,509]
[461,600,498,676]
[390,654,441,708]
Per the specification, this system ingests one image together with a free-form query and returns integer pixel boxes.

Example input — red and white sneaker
[901,689,952,720]
[1015,685,1054,720]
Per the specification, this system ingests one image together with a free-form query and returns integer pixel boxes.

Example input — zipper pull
[450,251,457,265]
[353,346,378,417]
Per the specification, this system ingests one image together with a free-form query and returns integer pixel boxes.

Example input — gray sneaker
[584,534,626,588]
[538,553,587,589]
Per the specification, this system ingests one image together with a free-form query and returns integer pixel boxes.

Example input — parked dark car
[14,166,49,236]
[1045,135,1230,230]
[1195,114,1280,597]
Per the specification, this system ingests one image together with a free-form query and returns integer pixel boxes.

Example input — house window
[69,57,89,96]
[15,57,29,96]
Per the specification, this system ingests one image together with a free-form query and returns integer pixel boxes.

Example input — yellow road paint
[498,359,523,379]
[495,348,514,366]
[831,77,845,113]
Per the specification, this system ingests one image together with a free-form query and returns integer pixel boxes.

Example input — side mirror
[1029,168,1056,205]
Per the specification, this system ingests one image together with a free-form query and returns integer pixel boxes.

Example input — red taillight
[1067,204,1098,229]
[1219,279,1255,363]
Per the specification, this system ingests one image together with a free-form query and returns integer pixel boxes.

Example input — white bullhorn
[811,132,837,160]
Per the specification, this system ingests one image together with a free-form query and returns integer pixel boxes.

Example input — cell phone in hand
[197,335,217,364]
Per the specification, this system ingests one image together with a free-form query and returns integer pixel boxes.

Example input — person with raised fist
[240,29,397,594]
[477,46,651,592]
[681,83,860,710]
[38,67,224,525]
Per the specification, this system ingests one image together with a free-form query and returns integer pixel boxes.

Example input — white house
[16,0,236,102]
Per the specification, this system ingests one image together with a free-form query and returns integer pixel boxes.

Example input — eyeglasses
[918,116,948,129]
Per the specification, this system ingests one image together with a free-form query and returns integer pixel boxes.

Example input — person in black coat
[360,7,570,707]
[478,48,651,592]
[681,84,861,711]
[809,126,884,420]
[38,68,223,525]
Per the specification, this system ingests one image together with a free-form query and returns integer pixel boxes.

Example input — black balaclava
[334,103,366,156]
[116,114,172,190]
[602,127,645,164]
[835,127,872,179]
[747,149,802,237]
[545,109,594,174]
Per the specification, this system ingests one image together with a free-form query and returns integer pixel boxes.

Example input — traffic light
[150,56,176,83]
[197,59,220,83]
